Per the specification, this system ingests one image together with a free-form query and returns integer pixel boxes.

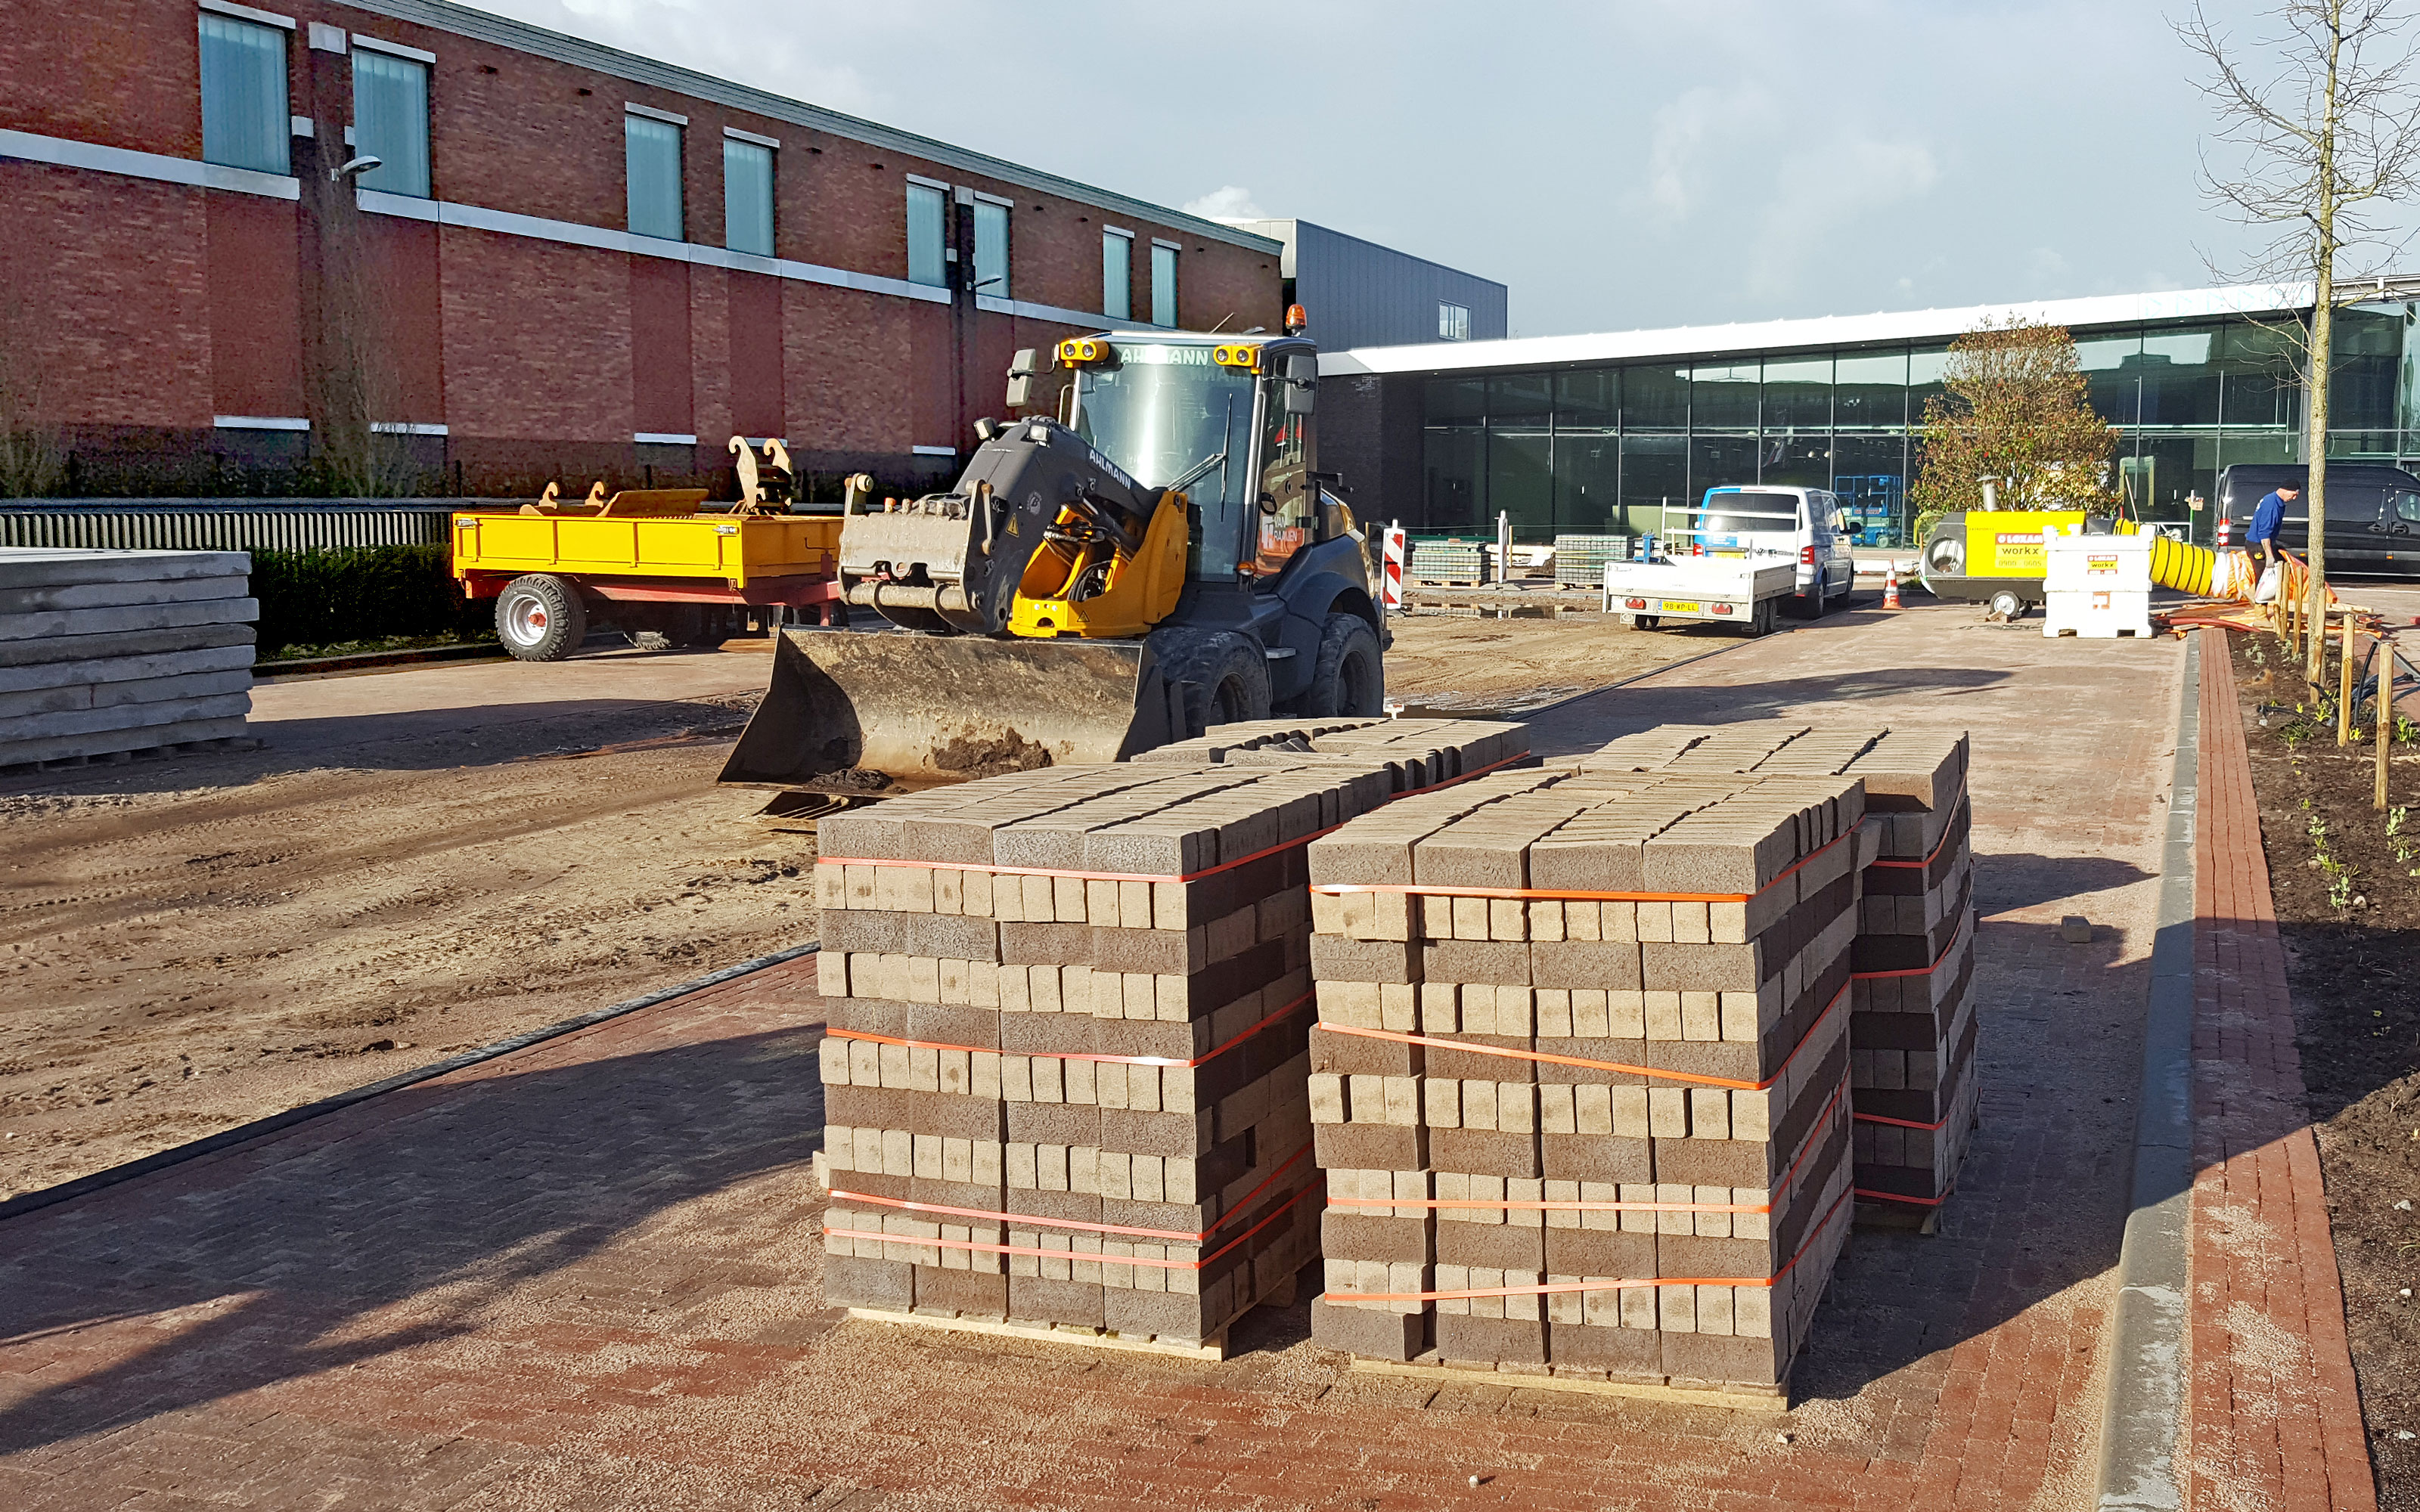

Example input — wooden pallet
[843,1306,1231,1361]
[1352,1356,1789,1412]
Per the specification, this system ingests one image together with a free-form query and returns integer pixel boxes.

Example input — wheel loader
[718,318,1387,798]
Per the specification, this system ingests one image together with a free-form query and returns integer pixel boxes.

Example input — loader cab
[1048,333,1327,588]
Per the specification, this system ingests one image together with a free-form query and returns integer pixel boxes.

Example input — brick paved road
[0,601,2273,1510]
[2186,628,2373,1512]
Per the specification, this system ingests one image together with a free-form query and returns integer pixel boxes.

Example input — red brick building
[0,0,1285,497]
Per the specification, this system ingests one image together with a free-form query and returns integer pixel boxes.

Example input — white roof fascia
[1319,282,2316,377]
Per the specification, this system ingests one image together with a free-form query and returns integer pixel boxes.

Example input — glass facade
[1413,304,2420,547]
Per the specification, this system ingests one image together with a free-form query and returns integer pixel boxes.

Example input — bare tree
[0,287,66,499]
[2180,0,2420,684]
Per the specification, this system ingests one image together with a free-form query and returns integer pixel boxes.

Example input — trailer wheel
[1625,613,1660,631]
[1749,599,1778,637]
[496,575,586,662]
[1299,613,1384,717]
[1988,589,2024,619]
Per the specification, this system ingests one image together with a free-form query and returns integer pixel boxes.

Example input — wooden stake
[2385,634,2399,812]
[2339,613,2356,745]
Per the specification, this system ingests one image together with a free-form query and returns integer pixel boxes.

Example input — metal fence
[0,500,491,553]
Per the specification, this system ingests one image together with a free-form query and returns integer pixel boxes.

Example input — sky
[459,0,2396,339]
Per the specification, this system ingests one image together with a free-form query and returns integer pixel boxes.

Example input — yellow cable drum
[2143,534,2260,599]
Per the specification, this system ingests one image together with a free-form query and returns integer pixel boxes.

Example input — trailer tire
[496,574,586,662]
[1298,613,1384,717]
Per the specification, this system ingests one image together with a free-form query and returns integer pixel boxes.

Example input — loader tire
[1154,629,1271,731]
[496,574,586,662]
[1298,613,1384,717]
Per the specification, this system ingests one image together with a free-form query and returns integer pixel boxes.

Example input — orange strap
[1866,780,1969,870]
[1315,981,1846,1092]
[1308,828,1850,906]
[826,1175,1320,1272]
[1854,1108,1950,1132]
[829,1144,1312,1244]
[1848,910,1971,982]
[828,989,1311,1070]
[1854,1184,1953,1208]
[1320,1185,1851,1303]
[1328,1083,1844,1219]
[818,751,1530,886]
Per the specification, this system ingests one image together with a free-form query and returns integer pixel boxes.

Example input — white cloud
[1183,186,1265,220]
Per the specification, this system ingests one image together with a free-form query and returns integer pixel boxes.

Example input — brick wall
[0,0,1283,496]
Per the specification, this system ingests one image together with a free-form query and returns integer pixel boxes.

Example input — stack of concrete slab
[0,548,256,770]
[1304,755,1865,1396]
[1580,724,1978,1217]
[1838,732,1975,1214]
[812,717,1526,1352]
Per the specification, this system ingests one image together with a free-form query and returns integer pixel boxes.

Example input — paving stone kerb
[0,547,257,767]
[808,715,1526,1346]
[1304,720,1978,1398]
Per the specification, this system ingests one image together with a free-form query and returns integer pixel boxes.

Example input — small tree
[1910,317,2118,539]
[2180,0,2420,686]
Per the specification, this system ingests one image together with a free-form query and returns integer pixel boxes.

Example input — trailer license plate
[1661,600,1702,613]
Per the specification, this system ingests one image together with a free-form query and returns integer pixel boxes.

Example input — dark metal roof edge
[343,0,1283,256]
[1281,218,1509,296]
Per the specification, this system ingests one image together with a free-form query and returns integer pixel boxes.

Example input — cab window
[1253,402,1314,578]
[2392,489,2420,524]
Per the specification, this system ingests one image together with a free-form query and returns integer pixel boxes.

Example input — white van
[1676,486,1857,615]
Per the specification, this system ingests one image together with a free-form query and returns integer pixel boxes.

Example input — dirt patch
[0,680,818,1201]
[2229,630,2420,1504]
[1384,610,1739,713]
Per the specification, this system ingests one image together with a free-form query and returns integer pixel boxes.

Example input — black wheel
[1627,614,1660,631]
[1297,613,1384,717]
[1749,599,1778,637]
[495,574,586,662]
[1150,629,1272,733]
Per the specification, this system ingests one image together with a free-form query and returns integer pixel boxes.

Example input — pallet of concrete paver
[1304,762,1866,1399]
[0,548,257,770]
[1580,723,1981,1222]
[809,720,1524,1356]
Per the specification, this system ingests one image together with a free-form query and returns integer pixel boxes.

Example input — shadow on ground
[0,1023,824,1455]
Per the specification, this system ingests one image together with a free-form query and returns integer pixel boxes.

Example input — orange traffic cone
[1884,574,1902,609]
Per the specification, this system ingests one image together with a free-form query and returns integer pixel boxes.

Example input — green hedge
[250,545,493,658]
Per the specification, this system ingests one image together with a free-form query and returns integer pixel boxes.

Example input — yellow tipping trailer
[453,484,842,661]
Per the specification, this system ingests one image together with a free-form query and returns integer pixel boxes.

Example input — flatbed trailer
[1602,556,1793,635]
[451,487,843,660]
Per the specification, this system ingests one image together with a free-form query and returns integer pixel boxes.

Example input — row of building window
[196,8,1183,321]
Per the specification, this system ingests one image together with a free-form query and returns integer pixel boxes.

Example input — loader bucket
[718,628,1184,793]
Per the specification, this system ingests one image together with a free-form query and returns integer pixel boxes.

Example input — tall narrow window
[1102,230,1131,321]
[351,49,430,197]
[1438,302,1470,342]
[971,198,1010,299]
[907,182,947,288]
[1151,242,1177,327]
[199,13,290,175]
[723,137,774,256]
[625,113,684,241]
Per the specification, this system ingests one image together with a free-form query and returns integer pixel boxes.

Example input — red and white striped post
[1380,525,1407,614]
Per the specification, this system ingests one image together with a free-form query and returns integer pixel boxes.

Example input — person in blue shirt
[2246,483,2297,565]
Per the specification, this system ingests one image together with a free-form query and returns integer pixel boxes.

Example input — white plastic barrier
[2043,531,2153,638]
